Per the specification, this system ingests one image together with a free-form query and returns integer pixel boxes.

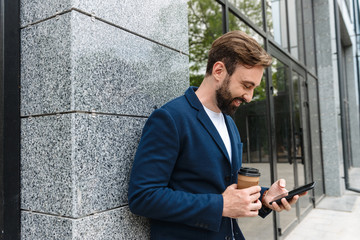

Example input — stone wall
[313,0,345,196]
[20,1,189,239]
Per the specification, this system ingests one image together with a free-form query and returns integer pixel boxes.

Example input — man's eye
[243,84,250,89]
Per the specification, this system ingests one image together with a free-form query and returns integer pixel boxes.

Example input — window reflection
[228,0,263,30]
[187,0,223,87]
[272,59,291,164]
[266,0,288,51]
[228,12,264,46]
[272,59,298,231]
[235,71,273,239]
[288,0,304,61]
[293,73,312,214]
[292,73,301,164]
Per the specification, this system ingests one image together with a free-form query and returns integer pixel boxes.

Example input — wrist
[261,190,268,206]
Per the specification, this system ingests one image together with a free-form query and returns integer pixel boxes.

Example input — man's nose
[243,91,254,103]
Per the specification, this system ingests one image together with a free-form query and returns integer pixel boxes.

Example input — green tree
[188,0,271,102]
[188,0,223,86]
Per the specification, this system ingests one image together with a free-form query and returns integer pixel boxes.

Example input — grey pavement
[284,190,360,240]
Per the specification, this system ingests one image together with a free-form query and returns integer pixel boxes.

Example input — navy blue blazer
[128,87,269,240]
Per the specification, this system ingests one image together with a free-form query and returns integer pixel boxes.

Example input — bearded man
[128,30,302,240]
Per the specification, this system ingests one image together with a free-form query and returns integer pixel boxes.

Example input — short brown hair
[206,30,272,76]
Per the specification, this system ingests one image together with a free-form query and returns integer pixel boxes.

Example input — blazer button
[225,236,232,240]
[225,176,231,182]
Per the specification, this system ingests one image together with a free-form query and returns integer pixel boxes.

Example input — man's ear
[212,61,227,84]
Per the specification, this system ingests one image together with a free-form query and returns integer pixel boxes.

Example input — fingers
[280,198,292,211]
[288,195,299,205]
[299,191,308,197]
[270,199,289,212]
[270,201,282,211]
[250,192,261,203]
[248,199,262,217]
[270,195,300,212]
[222,185,262,218]
[247,185,262,194]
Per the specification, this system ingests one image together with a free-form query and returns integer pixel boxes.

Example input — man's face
[216,64,264,116]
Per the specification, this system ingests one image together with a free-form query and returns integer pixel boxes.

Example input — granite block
[21,113,147,217]
[21,11,189,116]
[72,113,146,217]
[74,0,189,53]
[73,206,150,240]
[20,0,189,53]
[21,207,150,240]
[71,12,189,116]
[20,0,72,26]
[21,13,73,115]
[21,114,74,216]
[21,211,73,240]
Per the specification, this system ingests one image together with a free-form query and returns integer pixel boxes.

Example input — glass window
[228,11,264,46]
[188,0,223,87]
[235,72,273,239]
[272,58,298,231]
[266,0,288,51]
[228,0,263,30]
[293,73,312,214]
[307,74,325,200]
[288,0,304,62]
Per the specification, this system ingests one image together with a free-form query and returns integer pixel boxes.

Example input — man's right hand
[222,184,262,218]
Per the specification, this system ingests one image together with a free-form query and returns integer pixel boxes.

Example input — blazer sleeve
[128,108,224,232]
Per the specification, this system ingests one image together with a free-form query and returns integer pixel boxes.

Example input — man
[128,31,303,240]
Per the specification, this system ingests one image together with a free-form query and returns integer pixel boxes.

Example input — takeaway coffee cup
[237,167,261,189]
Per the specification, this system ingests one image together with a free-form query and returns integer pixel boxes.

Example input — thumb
[278,179,286,188]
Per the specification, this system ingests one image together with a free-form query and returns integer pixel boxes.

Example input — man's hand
[262,179,307,212]
[222,184,262,218]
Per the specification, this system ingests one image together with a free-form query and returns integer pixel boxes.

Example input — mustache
[233,97,247,103]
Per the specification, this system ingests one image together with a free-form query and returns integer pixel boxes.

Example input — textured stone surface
[21,114,74,216]
[20,0,72,26]
[21,113,146,217]
[21,13,73,115]
[21,11,189,116]
[20,0,188,238]
[71,113,146,217]
[70,12,189,116]
[20,0,189,53]
[314,0,343,196]
[73,206,150,240]
[21,207,150,240]
[21,211,73,240]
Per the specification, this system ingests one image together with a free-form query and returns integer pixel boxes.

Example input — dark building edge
[0,0,21,239]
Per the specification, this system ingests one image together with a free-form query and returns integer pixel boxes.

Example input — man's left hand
[261,179,307,212]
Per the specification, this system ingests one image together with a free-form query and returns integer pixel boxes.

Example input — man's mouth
[233,98,244,107]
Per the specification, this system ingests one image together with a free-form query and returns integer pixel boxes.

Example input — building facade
[188,0,360,239]
[1,0,359,239]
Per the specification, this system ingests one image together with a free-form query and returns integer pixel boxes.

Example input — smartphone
[269,182,316,205]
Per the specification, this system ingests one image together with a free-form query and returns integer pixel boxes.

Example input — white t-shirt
[203,105,232,162]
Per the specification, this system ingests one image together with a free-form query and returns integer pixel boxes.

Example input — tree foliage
[187,0,274,102]
[188,0,223,87]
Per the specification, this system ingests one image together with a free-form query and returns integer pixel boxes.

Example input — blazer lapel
[197,109,231,163]
[185,86,231,164]
[224,115,239,170]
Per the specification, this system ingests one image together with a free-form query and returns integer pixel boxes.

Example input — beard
[215,75,244,116]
